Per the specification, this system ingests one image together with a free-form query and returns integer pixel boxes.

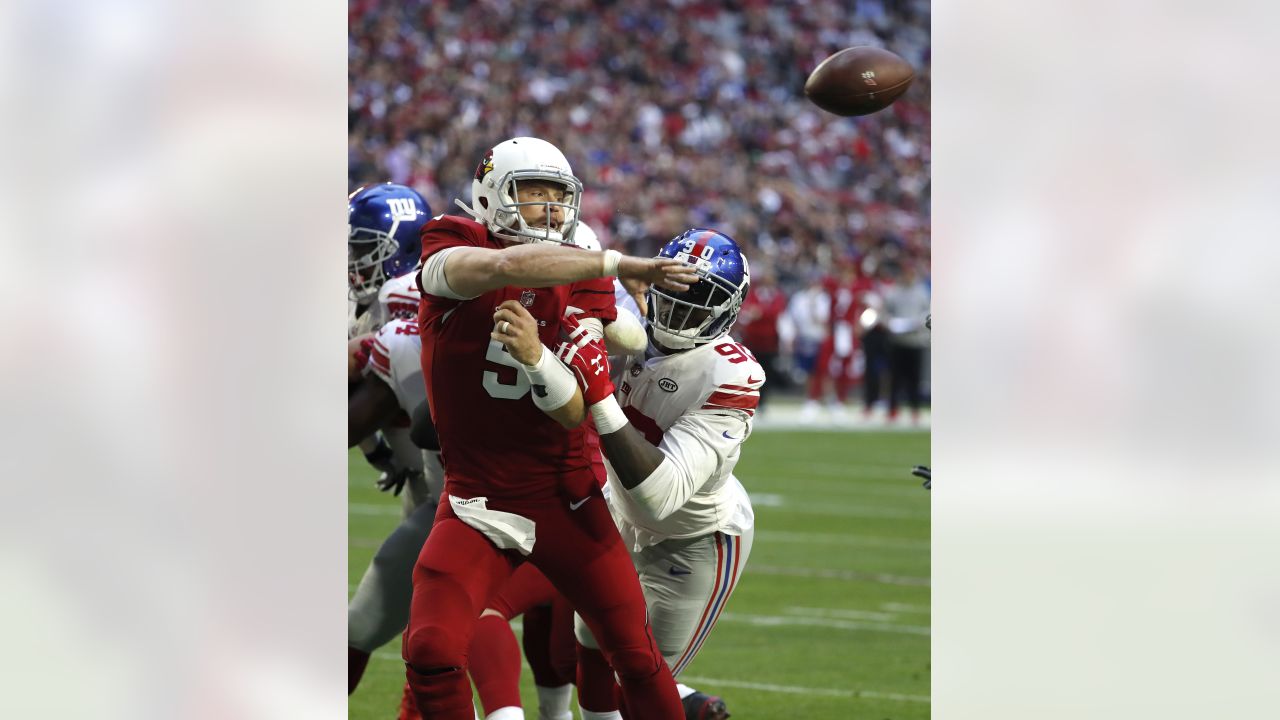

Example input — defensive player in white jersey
[501,228,758,720]
[346,182,446,702]
[347,182,435,495]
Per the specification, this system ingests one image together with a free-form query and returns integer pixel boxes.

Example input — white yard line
[349,503,402,516]
[758,499,929,520]
[351,501,929,521]
[680,675,930,703]
[749,564,930,587]
[751,461,928,477]
[718,611,930,636]
[882,602,932,614]
[367,652,928,704]
[782,606,902,622]
[754,529,929,550]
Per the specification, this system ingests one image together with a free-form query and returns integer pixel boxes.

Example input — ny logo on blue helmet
[348,183,432,303]
[647,229,751,350]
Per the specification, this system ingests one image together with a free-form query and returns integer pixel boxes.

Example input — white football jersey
[377,271,422,324]
[606,334,763,549]
[365,318,427,420]
[364,317,433,503]
[348,271,422,339]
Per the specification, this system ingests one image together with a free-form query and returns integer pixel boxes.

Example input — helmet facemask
[348,226,400,303]
[647,269,747,350]
[486,170,582,245]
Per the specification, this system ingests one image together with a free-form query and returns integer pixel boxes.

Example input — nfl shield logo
[520,290,536,307]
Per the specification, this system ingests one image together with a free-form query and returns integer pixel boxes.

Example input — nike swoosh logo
[722,430,738,440]
[668,566,692,576]
[569,496,591,511]
[745,375,763,385]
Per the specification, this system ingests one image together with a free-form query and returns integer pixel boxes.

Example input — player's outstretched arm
[432,244,699,299]
[591,405,731,522]
[595,421,666,490]
[493,300,586,428]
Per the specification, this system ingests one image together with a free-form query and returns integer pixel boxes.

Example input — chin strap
[452,198,486,222]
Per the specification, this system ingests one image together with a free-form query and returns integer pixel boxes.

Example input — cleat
[682,691,730,720]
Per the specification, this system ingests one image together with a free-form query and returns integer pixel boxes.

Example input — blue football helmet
[648,229,751,350]
[348,183,431,303]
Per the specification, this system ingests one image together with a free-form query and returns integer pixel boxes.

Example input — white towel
[448,495,537,555]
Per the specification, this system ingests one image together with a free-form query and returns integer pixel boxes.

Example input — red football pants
[402,491,681,719]
[807,336,859,403]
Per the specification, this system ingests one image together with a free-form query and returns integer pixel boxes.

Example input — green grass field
[350,429,930,718]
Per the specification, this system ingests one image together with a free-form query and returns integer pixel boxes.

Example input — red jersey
[416,215,616,502]
[735,285,787,354]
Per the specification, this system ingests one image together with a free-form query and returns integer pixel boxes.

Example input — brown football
[804,46,915,117]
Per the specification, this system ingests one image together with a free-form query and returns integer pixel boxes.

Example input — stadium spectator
[348,0,930,297]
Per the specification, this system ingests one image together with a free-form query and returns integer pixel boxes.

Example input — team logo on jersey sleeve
[520,289,536,307]
[629,364,643,377]
[658,378,679,392]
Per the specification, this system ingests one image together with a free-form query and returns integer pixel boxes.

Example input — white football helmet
[455,137,583,245]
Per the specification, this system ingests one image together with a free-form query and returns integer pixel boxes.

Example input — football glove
[555,314,615,405]
[911,465,931,490]
[362,435,398,475]
[376,467,421,497]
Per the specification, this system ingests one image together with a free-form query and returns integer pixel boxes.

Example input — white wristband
[602,249,623,277]
[521,345,577,412]
[589,395,629,434]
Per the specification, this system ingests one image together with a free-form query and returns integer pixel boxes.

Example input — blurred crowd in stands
[349,0,931,417]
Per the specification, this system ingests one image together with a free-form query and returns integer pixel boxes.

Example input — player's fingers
[507,302,535,321]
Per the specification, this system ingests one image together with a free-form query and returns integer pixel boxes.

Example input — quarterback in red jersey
[403,137,694,719]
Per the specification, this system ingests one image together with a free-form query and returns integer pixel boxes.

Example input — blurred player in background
[732,265,786,411]
[880,260,931,423]
[805,260,876,419]
[402,137,697,719]
[507,228,758,720]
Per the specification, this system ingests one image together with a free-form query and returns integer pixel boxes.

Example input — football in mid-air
[804,46,914,117]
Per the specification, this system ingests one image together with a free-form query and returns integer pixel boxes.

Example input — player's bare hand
[492,300,542,365]
[617,256,700,293]
[619,276,650,317]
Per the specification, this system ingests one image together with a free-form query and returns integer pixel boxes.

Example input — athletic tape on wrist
[522,345,577,411]
[602,249,622,277]
[589,395,629,434]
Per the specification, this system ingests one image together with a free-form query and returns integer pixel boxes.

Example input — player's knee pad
[403,619,469,670]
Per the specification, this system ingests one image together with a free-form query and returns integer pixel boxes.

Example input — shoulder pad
[700,339,765,416]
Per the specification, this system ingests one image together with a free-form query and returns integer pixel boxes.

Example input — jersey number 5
[482,339,531,399]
